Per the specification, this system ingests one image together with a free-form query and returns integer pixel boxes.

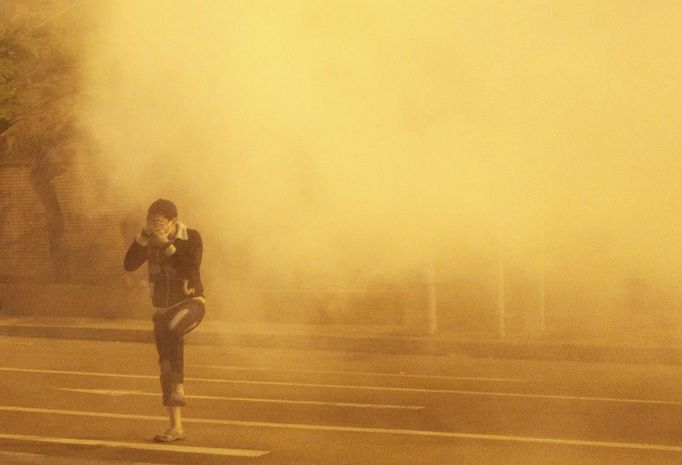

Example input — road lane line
[3,366,681,406]
[0,450,167,465]
[0,366,157,379]
[57,388,424,410]
[188,364,527,383]
[0,432,269,458]
[1,405,681,453]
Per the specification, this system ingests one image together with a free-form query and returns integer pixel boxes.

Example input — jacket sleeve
[178,229,202,286]
[123,231,149,271]
[187,230,203,285]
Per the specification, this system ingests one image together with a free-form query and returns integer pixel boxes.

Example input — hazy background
[71,1,682,333]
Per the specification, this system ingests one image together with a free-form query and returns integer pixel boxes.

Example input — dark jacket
[124,222,204,308]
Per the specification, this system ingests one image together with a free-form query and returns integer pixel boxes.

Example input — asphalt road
[0,335,680,465]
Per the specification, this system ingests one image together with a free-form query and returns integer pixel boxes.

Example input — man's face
[146,214,176,236]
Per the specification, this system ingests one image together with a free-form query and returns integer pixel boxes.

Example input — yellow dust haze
[76,1,682,328]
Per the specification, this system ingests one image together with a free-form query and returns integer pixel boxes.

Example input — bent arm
[187,230,203,286]
[164,230,203,293]
[123,231,150,271]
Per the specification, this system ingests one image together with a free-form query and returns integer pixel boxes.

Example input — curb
[1,324,681,365]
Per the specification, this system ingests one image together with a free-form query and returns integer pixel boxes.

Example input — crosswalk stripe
[1,405,681,453]
[188,364,527,383]
[57,388,424,410]
[2,366,681,406]
[0,432,269,458]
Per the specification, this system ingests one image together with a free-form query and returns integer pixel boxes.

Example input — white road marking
[2,366,681,406]
[0,450,167,465]
[59,388,144,396]
[57,388,424,410]
[1,405,681,453]
[0,366,157,379]
[0,432,269,458]
[188,363,527,383]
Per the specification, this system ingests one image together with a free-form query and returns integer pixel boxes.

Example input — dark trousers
[152,298,205,406]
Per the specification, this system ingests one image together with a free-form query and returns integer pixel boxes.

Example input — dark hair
[147,199,177,220]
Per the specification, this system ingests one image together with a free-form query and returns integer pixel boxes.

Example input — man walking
[124,199,205,442]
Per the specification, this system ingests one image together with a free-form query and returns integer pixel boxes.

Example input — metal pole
[538,269,546,332]
[497,225,506,337]
[427,258,438,334]
[538,228,547,333]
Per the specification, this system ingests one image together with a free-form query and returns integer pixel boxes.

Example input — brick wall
[0,165,53,280]
[0,159,140,284]
[0,161,473,329]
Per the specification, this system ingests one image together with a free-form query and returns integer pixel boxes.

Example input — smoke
[75,1,682,329]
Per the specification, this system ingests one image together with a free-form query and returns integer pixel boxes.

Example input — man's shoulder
[187,228,202,241]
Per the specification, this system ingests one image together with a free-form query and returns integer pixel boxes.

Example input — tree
[0,0,81,281]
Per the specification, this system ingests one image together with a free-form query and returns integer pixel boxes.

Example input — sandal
[153,429,185,443]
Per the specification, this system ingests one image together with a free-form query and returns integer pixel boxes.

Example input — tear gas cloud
[76,1,682,327]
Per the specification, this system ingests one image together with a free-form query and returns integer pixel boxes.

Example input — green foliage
[0,0,80,165]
